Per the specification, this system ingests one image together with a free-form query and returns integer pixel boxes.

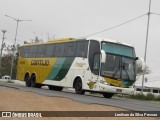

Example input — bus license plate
[116,89,122,92]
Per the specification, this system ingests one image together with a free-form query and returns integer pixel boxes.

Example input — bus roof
[86,37,134,47]
[22,37,133,47]
[22,38,76,46]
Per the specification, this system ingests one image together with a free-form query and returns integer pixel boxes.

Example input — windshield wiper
[123,65,131,80]
[112,60,121,79]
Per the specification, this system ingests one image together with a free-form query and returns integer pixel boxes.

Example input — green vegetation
[0,44,20,79]
[115,93,160,101]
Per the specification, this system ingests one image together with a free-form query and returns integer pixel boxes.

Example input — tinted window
[54,43,65,57]
[45,44,55,57]
[89,40,100,72]
[92,53,100,75]
[36,45,46,57]
[153,89,158,93]
[29,45,37,58]
[136,88,141,91]
[65,42,77,57]
[143,89,150,92]
[20,47,25,57]
[76,41,88,58]
[102,42,135,58]
[25,46,30,58]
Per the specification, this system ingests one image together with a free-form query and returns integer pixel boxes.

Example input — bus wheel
[102,92,114,98]
[31,74,42,88]
[75,78,85,95]
[48,85,63,91]
[25,74,31,87]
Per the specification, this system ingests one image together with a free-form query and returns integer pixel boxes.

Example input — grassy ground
[115,93,160,101]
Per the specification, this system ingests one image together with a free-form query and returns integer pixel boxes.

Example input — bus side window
[76,41,88,58]
[89,40,100,72]
[20,47,25,58]
[93,54,100,71]
[45,44,55,57]
[29,45,37,58]
[37,45,46,57]
[54,43,65,57]
[25,46,30,58]
[65,42,77,57]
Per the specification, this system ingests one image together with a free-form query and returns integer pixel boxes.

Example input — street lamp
[141,0,152,94]
[0,30,7,73]
[5,15,32,79]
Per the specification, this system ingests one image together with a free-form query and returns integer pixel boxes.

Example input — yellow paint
[87,82,96,89]
[17,38,76,83]
[48,38,75,42]
[104,77,121,87]
[75,62,86,67]
[16,57,57,83]
[23,38,75,46]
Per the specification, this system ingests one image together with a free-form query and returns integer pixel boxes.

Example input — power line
[80,13,147,38]
[151,12,160,16]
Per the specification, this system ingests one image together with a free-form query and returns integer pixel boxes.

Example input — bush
[129,94,146,100]
[115,93,158,101]
[155,95,160,101]
[122,93,160,101]
[146,93,155,100]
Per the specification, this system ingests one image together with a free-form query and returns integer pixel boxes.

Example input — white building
[134,74,160,96]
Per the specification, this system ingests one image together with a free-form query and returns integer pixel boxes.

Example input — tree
[136,59,151,79]
[31,36,43,43]
[0,44,20,79]
[0,53,12,77]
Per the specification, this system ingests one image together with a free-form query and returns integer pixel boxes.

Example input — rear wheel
[75,78,85,95]
[102,92,114,98]
[25,74,31,87]
[31,74,42,88]
[48,85,63,91]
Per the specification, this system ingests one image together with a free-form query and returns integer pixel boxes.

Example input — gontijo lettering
[31,60,49,66]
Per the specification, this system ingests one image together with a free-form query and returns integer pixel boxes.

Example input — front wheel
[75,78,85,95]
[102,92,114,98]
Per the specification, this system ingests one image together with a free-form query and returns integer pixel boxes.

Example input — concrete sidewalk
[0,79,25,86]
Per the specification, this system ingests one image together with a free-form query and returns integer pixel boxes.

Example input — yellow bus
[17,38,137,98]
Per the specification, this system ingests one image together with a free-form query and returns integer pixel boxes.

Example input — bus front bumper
[98,83,134,95]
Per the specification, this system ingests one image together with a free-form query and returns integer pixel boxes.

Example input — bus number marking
[20,61,25,64]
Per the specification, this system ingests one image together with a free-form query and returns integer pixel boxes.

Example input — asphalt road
[0,81,160,111]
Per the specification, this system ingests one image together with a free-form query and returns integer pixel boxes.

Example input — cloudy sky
[0,0,160,84]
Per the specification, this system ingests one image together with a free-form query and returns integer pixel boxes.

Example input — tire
[75,78,85,95]
[31,74,42,88]
[25,74,31,87]
[102,92,114,98]
[48,85,63,91]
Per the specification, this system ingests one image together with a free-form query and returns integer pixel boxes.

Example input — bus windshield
[101,42,135,58]
[101,42,136,81]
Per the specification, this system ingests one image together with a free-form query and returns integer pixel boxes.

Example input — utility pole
[5,15,31,79]
[141,0,152,94]
[0,30,7,74]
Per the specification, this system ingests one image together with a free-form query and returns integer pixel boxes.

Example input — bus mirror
[135,57,139,61]
[101,50,106,63]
